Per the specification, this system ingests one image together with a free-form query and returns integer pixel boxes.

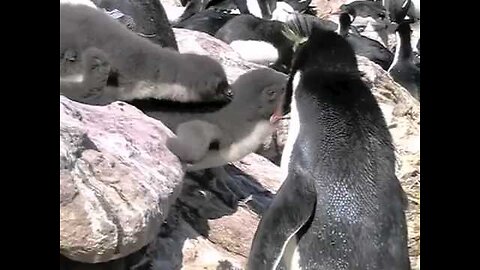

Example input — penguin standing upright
[388,21,420,100]
[247,26,411,270]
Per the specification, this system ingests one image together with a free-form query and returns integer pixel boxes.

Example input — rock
[230,154,284,194]
[313,0,348,16]
[60,96,185,263]
[60,153,282,270]
[355,55,420,154]
[173,28,266,84]
[146,153,283,270]
[163,5,185,22]
[158,0,184,23]
[148,209,248,270]
[159,0,182,8]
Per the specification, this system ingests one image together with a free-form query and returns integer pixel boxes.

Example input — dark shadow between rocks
[60,161,279,270]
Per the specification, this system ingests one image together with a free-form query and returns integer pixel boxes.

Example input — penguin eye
[225,88,233,98]
[216,80,231,97]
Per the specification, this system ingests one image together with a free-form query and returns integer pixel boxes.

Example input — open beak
[269,110,283,124]
[270,92,286,124]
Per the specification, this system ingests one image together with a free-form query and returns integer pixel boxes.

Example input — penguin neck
[339,24,349,36]
[396,30,413,61]
[338,14,354,36]
[338,21,350,36]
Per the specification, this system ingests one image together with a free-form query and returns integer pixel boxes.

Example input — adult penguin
[173,8,238,36]
[337,12,393,71]
[247,25,411,270]
[383,0,413,23]
[388,21,420,100]
[94,0,179,50]
[215,14,295,73]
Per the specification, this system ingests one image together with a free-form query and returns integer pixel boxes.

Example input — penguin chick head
[179,53,231,102]
[230,68,288,123]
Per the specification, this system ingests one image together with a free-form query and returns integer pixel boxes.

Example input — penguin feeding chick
[60,1,230,105]
[247,26,411,270]
[152,68,288,171]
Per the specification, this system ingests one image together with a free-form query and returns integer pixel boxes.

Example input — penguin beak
[269,109,283,124]
[387,22,399,33]
[270,92,286,124]
[214,81,234,102]
[224,87,234,100]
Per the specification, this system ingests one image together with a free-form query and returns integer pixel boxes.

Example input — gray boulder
[173,28,265,84]
[159,0,182,8]
[60,96,185,263]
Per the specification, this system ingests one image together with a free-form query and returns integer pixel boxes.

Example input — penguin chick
[60,2,230,104]
[163,68,288,171]
[60,47,113,101]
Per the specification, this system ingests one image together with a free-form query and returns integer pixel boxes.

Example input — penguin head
[390,0,412,23]
[338,4,356,19]
[282,26,359,113]
[334,6,356,23]
[292,26,358,77]
[230,68,288,121]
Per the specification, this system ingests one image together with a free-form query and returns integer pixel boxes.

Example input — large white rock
[60,96,185,263]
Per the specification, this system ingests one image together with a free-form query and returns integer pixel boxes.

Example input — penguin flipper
[247,172,316,269]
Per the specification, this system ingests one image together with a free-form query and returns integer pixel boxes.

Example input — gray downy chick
[144,68,288,171]
[60,2,230,104]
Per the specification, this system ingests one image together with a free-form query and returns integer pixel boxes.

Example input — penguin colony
[60,0,419,269]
